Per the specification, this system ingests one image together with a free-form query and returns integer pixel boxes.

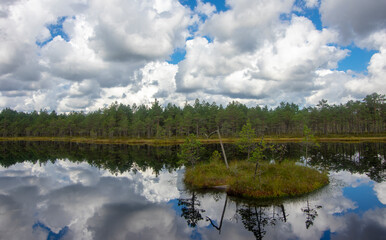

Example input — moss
[184,160,329,200]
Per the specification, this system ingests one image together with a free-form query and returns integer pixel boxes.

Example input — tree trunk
[254,160,259,180]
[217,126,229,169]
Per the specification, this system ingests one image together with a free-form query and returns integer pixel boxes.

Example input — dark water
[0,141,384,240]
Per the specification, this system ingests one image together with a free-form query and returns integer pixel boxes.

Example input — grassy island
[184,160,329,199]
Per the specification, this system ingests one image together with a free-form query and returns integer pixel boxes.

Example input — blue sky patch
[179,0,229,12]
[203,35,213,43]
[36,16,70,47]
[338,182,385,216]
[294,0,322,30]
[168,199,183,216]
[168,48,187,64]
[320,229,331,240]
[179,0,196,10]
[301,7,322,30]
[204,0,229,12]
[33,221,69,240]
[338,46,377,73]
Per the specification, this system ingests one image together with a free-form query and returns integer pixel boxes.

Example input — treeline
[0,93,384,138]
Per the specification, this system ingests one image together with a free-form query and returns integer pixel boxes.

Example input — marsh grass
[184,160,329,199]
[184,159,233,188]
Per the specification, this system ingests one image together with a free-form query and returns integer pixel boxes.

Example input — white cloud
[0,0,84,84]
[88,0,191,62]
[85,61,179,111]
[374,182,386,205]
[201,0,295,52]
[320,0,386,45]
[195,0,216,17]
[343,46,386,97]
[0,0,192,112]
[304,0,319,8]
[177,14,347,106]
[0,0,385,112]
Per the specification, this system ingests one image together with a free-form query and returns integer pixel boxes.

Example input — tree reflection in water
[178,191,325,239]
[237,204,289,240]
[309,142,385,182]
[301,199,322,229]
[190,192,291,240]
[206,195,228,234]
[177,191,205,228]
[0,141,384,182]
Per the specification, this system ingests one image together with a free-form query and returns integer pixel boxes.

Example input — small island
[184,160,329,199]
[179,123,329,200]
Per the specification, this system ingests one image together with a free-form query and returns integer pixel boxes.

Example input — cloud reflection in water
[0,158,385,239]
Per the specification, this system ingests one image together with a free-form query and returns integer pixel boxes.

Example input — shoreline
[0,136,385,145]
[0,136,386,145]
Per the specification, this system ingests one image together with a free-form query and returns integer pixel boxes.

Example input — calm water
[0,141,384,240]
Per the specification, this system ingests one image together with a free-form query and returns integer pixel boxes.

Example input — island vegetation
[184,160,329,199]
[0,93,384,143]
[179,123,330,200]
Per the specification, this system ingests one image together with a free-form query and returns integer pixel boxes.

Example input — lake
[0,141,385,240]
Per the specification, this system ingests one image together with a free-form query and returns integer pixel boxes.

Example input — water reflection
[206,195,228,234]
[237,204,290,240]
[0,159,188,239]
[301,199,322,229]
[0,141,185,178]
[310,142,386,182]
[178,191,206,228]
[0,141,384,239]
[1,141,384,180]
[177,182,385,239]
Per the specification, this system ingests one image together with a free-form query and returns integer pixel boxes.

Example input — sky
[0,0,385,113]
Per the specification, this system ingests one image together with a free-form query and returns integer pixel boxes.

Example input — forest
[0,92,384,138]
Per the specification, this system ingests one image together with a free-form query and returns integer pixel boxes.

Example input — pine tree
[237,119,256,160]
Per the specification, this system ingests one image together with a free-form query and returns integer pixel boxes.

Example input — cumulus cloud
[177,14,347,106]
[345,46,386,96]
[172,0,385,107]
[0,0,84,85]
[201,0,295,52]
[0,0,192,112]
[88,0,190,62]
[78,61,180,112]
[0,0,385,112]
[320,0,386,45]
[195,0,216,17]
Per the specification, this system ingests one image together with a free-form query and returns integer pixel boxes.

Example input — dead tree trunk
[217,126,229,169]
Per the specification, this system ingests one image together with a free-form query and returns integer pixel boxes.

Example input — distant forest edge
[0,93,384,138]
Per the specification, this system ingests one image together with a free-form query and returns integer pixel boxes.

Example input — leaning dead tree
[205,126,229,169]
